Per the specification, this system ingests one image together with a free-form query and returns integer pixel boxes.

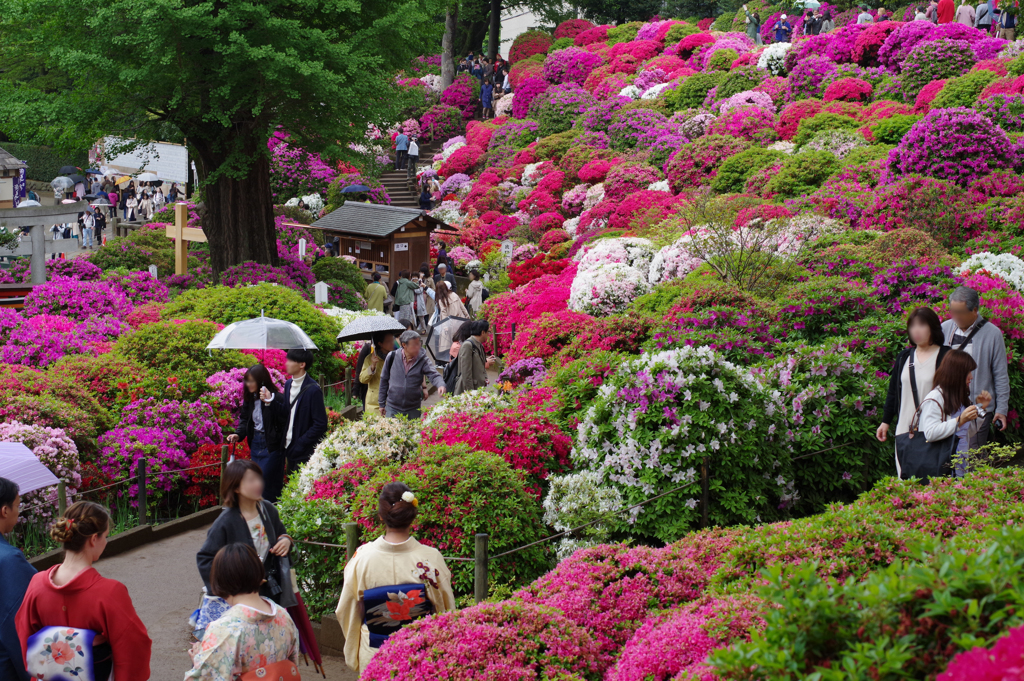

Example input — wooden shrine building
[310,203,449,280]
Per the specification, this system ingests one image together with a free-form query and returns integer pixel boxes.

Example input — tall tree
[0,0,445,273]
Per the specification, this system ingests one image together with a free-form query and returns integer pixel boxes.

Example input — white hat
[444,280,453,290]
[781,13,788,18]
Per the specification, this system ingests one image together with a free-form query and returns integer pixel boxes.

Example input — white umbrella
[206,314,318,351]
[336,315,407,343]
[51,176,74,190]
[137,172,159,182]
[0,442,59,495]
[17,200,42,208]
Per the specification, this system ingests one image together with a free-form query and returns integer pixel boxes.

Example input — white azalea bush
[959,252,1024,292]
[574,237,657,272]
[542,470,625,560]
[570,346,791,542]
[648,233,703,285]
[757,42,791,76]
[423,389,513,425]
[284,193,325,213]
[568,262,651,316]
[295,417,421,495]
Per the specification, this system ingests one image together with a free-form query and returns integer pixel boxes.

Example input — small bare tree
[679,191,835,297]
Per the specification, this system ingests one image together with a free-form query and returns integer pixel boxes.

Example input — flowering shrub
[889,107,1016,186]
[438,144,484,177]
[23,277,133,321]
[2,314,127,367]
[568,262,650,316]
[0,421,80,527]
[900,39,977,101]
[104,270,170,306]
[419,104,464,142]
[509,30,553,64]
[440,74,476,120]
[571,346,788,542]
[707,104,778,145]
[269,141,337,202]
[97,426,190,507]
[975,93,1024,132]
[939,624,1024,681]
[204,366,288,421]
[512,78,550,119]
[543,47,604,86]
[665,135,750,191]
[959,251,1024,292]
[555,18,594,40]
[362,601,603,681]
[422,408,571,484]
[823,77,873,102]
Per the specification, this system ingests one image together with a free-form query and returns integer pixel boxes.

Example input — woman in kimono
[336,482,456,673]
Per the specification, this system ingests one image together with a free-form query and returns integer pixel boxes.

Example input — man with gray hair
[941,286,1010,447]
[379,329,446,419]
[433,262,456,291]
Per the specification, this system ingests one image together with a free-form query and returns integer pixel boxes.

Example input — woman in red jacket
[16,501,152,681]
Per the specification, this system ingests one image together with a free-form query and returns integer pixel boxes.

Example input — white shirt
[409,141,419,156]
[285,373,306,449]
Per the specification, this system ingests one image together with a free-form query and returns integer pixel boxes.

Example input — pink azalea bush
[23,278,133,322]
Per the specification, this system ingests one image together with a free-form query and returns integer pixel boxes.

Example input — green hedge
[0,142,90,181]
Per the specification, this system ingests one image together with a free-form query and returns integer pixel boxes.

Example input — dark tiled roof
[0,146,27,172]
[311,202,447,237]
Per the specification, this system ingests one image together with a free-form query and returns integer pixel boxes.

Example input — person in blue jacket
[0,477,35,681]
[774,13,793,41]
[481,76,494,119]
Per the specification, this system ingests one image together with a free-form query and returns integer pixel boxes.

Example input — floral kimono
[184,600,299,681]
[335,536,456,672]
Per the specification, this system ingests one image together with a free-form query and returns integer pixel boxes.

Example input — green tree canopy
[0,0,445,273]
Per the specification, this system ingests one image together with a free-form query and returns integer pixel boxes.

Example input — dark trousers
[407,155,418,175]
[251,431,286,503]
[395,150,408,170]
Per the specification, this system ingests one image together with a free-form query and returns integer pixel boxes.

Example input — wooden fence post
[344,523,360,562]
[57,481,67,517]
[220,445,229,483]
[474,533,489,604]
[137,459,148,526]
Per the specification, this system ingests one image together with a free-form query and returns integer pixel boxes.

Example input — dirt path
[96,523,357,681]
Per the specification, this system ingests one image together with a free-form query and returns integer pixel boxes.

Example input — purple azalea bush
[97,426,191,507]
[118,397,221,453]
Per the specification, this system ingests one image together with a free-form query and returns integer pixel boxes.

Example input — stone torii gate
[0,201,89,283]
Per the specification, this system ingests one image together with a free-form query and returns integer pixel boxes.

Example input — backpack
[443,355,460,394]
[481,287,490,303]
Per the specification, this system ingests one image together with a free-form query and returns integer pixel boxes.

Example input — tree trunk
[190,136,278,276]
[487,0,501,60]
[442,6,457,90]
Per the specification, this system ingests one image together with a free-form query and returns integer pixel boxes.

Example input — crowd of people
[0,461,454,680]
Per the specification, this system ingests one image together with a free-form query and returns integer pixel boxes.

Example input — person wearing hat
[774,13,793,41]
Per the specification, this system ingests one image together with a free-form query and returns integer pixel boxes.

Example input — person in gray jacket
[379,330,446,419]
[941,286,1011,448]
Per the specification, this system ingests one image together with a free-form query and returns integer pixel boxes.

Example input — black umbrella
[67,174,87,186]
[341,184,371,193]
[58,165,80,176]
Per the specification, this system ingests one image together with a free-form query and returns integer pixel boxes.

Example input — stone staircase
[379,140,441,209]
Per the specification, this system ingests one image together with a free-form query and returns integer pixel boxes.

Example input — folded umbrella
[206,314,318,351]
[336,315,407,343]
[287,592,325,677]
[0,442,59,495]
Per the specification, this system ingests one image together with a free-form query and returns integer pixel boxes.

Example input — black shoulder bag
[895,353,956,482]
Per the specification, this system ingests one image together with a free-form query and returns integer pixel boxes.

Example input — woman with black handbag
[918,350,992,479]
[194,461,296,638]
[876,307,951,477]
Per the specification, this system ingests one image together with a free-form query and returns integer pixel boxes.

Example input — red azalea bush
[575,24,610,46]
[529,211,565,235]
[509,59,545,88]
[778,100,823,140]
[914,79,948,113]
[555,18,595,40]
[438,144,484,176]
[579,159,615,183]
[609,191,681,231]
[665,135,750,191]
[481,262,577,353]
[823,77,873,102]
[603,163,663,201]
[539,228,570,251]
[183,441,251,508]
[421,408,572,484]
[972,58,1011,76]
[507,309,603,362]
[509,30,553,64]
[851,21,902,66]
[677,33,716,58]
[508,255,570,289]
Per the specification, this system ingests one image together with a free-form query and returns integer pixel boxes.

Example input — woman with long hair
[434,280,469,322]
[357,332,397,420]
[335,482,455,673]
[919,349,992,476]
[418,263,436,331]
[227,364,288,503]
[185,544,300,680]
[17,502,152,681]
[877,307,951,475]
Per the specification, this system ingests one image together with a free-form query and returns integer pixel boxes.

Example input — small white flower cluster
[521,162,543,186]
[543,470,625,562]
[646,179,671,193]
[419,73,443,94]
[757,41,791,76]
[574,237,657,271]
[618,84,643,100]
[569,261,651,316]
[642,82,673,100]
[297,418,421,495]
[583,182,606,210]
[284,194,324,213]
[959,251,1024,292]
[767,140,797,154]
[563,216,582,239]
[494,93,515,117]
[423,389,513,425]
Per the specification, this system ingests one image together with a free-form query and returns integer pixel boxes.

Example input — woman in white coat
[919,349,992,477]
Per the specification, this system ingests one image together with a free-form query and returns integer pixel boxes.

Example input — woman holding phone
[226,364,288,503]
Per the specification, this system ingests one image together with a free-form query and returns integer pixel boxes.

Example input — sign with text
[394,242,409,252]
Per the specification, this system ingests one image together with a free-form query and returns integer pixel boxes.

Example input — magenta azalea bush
[23,278,133,321]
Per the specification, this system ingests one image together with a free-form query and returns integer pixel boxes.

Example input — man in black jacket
[273,349,329,488]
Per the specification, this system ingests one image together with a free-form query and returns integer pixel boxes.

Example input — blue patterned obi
[363,583,436,649]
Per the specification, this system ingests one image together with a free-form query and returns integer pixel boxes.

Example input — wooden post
[173,202,187,276]
[700,457,709,529]
[344,523,360,561]
[57,480,67,517]
[474,533,489,604]
[220,445,229,481]
[137,459,148,526]
[344,367,352,406]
